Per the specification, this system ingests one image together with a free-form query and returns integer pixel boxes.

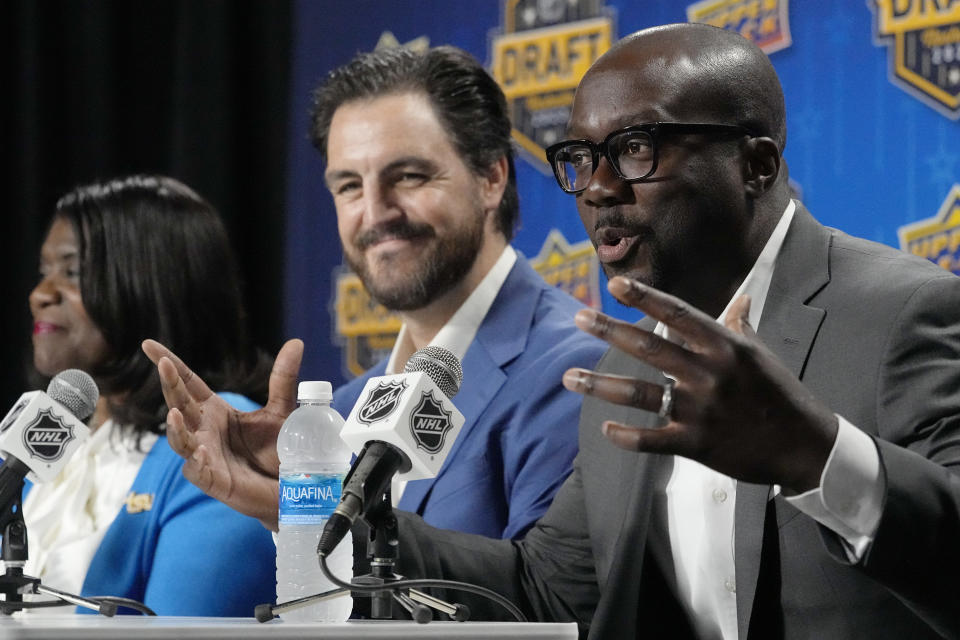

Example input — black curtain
[4,0,292,409]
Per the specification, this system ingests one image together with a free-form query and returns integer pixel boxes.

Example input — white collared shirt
[658,201,883,640]
[384,245,517,501]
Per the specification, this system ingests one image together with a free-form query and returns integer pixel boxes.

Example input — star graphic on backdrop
[375,31,429,53]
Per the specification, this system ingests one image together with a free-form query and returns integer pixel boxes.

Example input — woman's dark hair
[309,45,519,240]
[49,174,269,435]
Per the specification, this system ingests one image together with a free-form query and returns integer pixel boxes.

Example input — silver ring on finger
[658,379,675,419]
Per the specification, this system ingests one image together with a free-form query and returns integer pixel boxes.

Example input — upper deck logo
[409,391,453,454]
[687,0,792,54]
[489,0,615,170]
[898,183,960,273]
[22,408,75,461]
[530,229,602,309]
[357,379,408,425]
[870,0,960,119]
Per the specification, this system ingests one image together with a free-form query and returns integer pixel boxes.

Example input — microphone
[318,346,464,556]
[0,370,99,507]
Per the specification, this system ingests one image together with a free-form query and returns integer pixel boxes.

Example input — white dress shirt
[658,201,884,640]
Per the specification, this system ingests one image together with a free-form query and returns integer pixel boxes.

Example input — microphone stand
[259,488,469,624]
[342,488,469,622]
[0,469,116,616]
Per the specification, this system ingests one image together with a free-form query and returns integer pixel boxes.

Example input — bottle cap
[297,380,333,402]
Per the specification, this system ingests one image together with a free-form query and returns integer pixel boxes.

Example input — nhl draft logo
[357,379,408,425]
[22,408,75,461]
[409,391,453,454]
[489,0,615,171]
[870,0,960,119]
[686,0,792,54]
[898,183,960,274]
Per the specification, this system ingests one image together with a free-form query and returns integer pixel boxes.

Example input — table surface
[0,615,579,639]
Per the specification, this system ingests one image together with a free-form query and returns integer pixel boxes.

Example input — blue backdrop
[285,0,960,389]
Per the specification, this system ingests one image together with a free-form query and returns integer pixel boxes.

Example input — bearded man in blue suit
[143,46,604,541]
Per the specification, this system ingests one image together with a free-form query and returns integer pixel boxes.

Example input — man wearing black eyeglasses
[390,23,960,639]
[141,21,958,639]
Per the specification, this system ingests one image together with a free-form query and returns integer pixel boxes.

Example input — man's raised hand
[561,276,838,493]
[142,338,306,530]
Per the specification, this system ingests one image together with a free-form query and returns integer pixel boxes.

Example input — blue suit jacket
[25,393,277,616]
[333,255,605,540]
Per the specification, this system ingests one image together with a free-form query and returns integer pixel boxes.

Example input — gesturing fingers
[606,277,730,352]
[141,338,171,365]
[573,308,705,382]
[563,368,684,419]
[265,339,304,417]
[157,356,199,415]
[165,408,197,455]
[181,444,217,495]
[602,421,692,454]
[143,339,214,402]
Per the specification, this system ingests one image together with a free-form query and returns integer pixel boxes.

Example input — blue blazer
[333,256,605,540]
[27,393,277,616]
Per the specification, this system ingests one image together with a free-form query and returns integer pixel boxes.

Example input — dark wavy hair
[46,174,269,436]
[309,45,519,240]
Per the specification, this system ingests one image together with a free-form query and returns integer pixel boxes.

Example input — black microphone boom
[317,441,407,556]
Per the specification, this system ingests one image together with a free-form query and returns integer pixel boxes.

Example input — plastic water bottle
[276,381,354,622]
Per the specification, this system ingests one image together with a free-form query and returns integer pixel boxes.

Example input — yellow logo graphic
[490,0,614,170]
[871,0,960,119]
[530,230,601,309]
[333,270,403,377]
[687,0,792,54]
[125,492,154,514]
[898,183,960,273]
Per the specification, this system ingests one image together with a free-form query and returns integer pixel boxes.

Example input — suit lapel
[757,203,831,379]
[587,336,678,638]
[736,203,831,639]
[398,257,540,514]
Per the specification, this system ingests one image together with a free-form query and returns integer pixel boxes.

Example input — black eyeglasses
[545,122,754,194]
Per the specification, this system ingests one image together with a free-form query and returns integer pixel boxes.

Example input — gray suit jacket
[391,204,960,639]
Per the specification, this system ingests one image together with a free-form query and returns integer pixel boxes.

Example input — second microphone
[318,346,464,557]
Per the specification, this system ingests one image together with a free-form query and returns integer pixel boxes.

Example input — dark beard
[345,213,485,311]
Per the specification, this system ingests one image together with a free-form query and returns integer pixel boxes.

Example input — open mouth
[595,227,642,264]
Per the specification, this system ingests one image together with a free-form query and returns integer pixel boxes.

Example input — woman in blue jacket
[24,175,276,616]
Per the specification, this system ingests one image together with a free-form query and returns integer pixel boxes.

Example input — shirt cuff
[784,415,885,561]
